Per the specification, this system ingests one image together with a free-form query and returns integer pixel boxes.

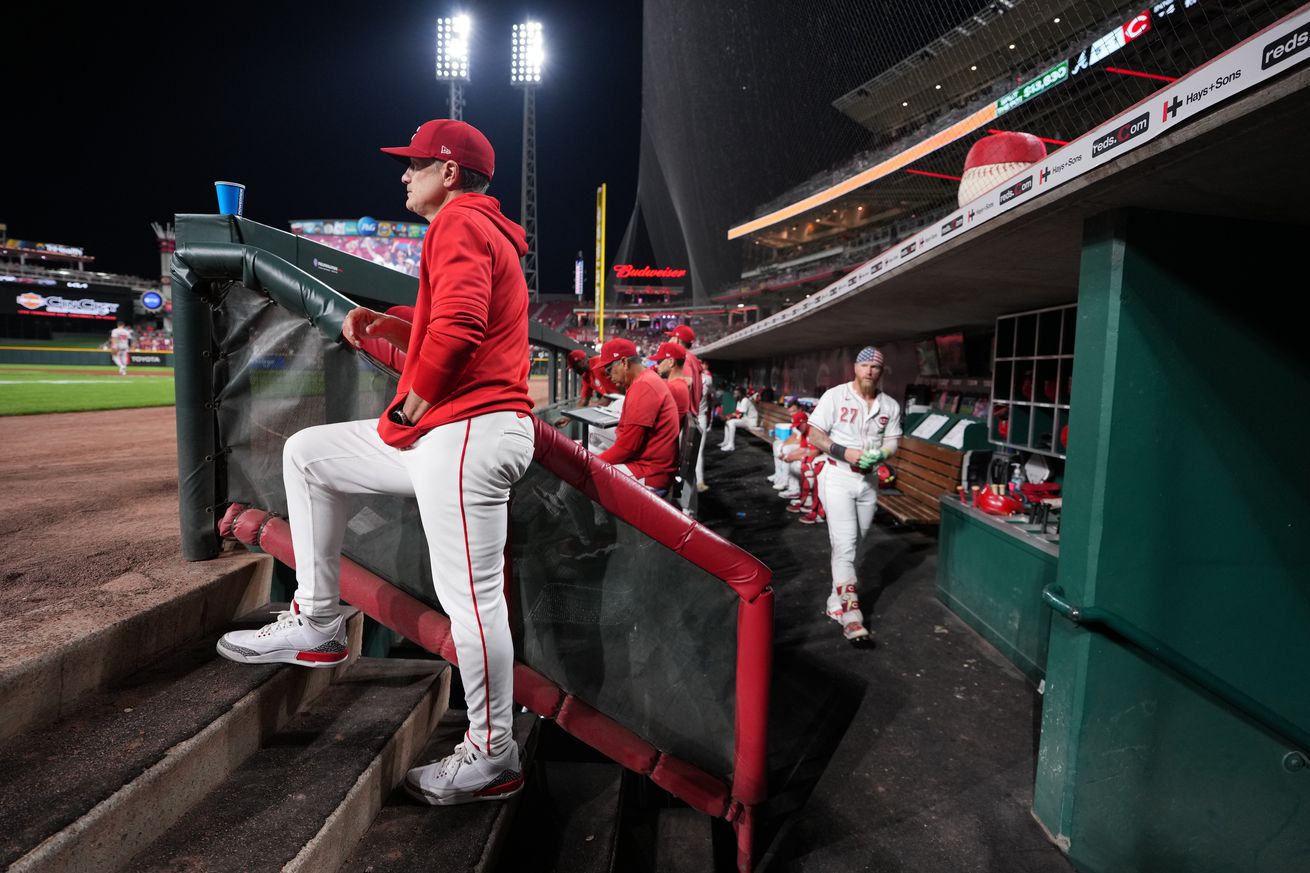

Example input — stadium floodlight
[514,20,545,300]
[436,15,472,80]
[511,21,545,85]
[436,14,471,120]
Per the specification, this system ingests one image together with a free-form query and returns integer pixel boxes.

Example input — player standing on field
[216,119,535,805]
[109,321,133,376]
[804,346,902,647]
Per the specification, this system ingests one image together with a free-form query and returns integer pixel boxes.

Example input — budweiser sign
[612,264,688,278]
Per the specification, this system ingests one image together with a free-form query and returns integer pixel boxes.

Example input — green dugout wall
[1032,209,1310,871]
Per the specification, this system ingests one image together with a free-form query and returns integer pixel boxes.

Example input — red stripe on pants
[459,419,494,753]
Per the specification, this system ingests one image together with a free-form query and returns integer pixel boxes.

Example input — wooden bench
[877,436,965,526]
[745,404,792,444]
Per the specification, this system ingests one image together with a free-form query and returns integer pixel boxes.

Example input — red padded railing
[219,417,773,871]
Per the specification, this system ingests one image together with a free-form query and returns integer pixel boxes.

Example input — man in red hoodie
[594,338,680,492]
[217,119,534,806]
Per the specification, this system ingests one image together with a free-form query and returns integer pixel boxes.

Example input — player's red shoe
[799,510,824,524]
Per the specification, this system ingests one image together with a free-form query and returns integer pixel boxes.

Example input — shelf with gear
[989,303,1075,459]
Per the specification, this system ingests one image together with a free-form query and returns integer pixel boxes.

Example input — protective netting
[211,283,738,778]
[629,0,1303,302]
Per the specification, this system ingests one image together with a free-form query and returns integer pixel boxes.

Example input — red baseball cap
[665,325,695,343]
[650,341,687,363]
[567,349,588,364]
[381,119,495,179]
[595,337,638,368]
[791,411,808,427]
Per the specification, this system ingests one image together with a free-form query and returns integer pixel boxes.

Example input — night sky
[4,0,642,291]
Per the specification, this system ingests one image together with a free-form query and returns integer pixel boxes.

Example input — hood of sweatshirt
[442,192,529,257]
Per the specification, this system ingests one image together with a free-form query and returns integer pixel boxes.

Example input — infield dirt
[0,407,240,666]
[0,386,556,665]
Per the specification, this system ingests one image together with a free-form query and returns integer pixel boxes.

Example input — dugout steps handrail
[1043,585,1310,762]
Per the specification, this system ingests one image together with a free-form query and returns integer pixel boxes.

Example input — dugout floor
[699,428,1072,873]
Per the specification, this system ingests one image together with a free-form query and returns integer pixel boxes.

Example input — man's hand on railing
[342,307,412,352]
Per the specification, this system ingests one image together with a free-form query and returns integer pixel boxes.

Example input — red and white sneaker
[216,603,348,668]
[799,510,824,524]
[841,600,874,649]
[786,501,805,513]
[405,740,525,806]
[824,591,846,624]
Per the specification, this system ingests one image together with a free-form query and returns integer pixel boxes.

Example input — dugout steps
[654,808,717,873]
[0,606,366,873]
[342,710,540,873]
[124,658,450,873]
[532,761,626,873]
[0,560,643,873]
[0,550,272,745]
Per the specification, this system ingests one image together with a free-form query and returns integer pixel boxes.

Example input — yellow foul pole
[594,183,607,344]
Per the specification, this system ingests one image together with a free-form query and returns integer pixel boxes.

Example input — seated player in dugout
[651,341,691,427]
[592,337,680,494]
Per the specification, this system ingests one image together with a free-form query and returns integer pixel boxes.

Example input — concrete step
[339,710,541,873]
[125,657,450,872]
[654,808,715,873]
[0,605,363,873]
[538,761,625,873]
[0,551,272,744]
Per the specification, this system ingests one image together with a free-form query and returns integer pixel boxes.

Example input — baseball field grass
[0,364,175,416]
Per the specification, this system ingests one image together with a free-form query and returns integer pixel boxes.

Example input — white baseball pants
[283,411,534,758]
[818,464,878,587]
[719,418,752,450]
[772,439,787,482]
[693,413,709,486]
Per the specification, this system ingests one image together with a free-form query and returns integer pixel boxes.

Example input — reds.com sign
[612,264,688,279]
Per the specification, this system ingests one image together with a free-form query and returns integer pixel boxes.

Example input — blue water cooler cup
[214,181,246,216]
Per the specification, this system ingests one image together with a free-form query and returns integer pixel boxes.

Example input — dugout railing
[170,214,774,871]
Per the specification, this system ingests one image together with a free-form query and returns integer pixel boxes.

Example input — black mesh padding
[510,463,738,777]
[210,283,736,778]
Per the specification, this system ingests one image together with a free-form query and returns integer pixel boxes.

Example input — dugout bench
[878,412,992,526]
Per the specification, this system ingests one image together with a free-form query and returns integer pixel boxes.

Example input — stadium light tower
[512,20,544,301]
[436,14,472,120]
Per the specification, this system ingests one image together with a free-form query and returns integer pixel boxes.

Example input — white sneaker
[772,481,789,491]
[779,490,800,500]
[841,600,874,648]
[825,592,844,623]
[404,740,524,805]
[216,604,348,667]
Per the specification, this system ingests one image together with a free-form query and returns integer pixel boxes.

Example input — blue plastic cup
[214,181,246,215]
